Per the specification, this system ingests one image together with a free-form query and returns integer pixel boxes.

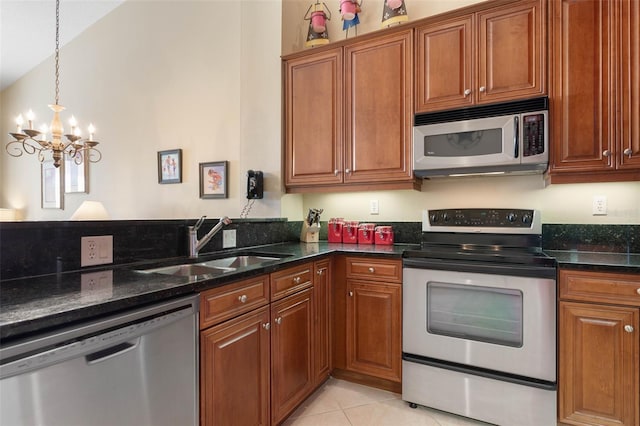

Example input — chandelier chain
[54,0,60,106]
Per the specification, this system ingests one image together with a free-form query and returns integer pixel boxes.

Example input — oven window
[427,282,523,347]
[424,129,502,156]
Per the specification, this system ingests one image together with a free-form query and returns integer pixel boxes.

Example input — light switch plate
[81,235,113,267]
[223,229,236,248]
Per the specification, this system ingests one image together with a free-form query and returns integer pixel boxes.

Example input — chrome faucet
[188,216,232,258]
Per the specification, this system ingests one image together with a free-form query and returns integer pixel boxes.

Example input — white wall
[1,0,283,221]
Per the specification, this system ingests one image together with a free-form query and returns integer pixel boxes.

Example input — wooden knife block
[300,222,320,243]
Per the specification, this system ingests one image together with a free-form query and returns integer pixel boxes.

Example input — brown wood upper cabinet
[415,0,546,113]
[558,269,639,426]
[283,29,417,193]
[549,0,640,183]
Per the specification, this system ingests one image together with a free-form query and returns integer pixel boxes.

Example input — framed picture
[42,160,63,209]
[158,149,182,184]
[65,151,88,193]
[199,161,228,199]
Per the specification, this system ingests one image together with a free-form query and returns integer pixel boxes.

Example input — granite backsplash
[542,224,640,253]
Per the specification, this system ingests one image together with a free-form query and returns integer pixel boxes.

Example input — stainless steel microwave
[413,98,549,178]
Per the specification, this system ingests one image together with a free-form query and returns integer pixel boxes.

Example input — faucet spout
[188,216,232,258]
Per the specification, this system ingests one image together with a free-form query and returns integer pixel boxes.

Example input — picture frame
[41,160,64,209]
[158,149,182,184]
[199,161,228,199]
[65,151,89,193]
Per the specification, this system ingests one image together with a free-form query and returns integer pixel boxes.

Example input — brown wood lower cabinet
[200,306,271,426]
[271,288,315,425]
[558,269,640,426]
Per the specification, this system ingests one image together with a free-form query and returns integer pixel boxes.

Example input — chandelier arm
[87,148,102,164]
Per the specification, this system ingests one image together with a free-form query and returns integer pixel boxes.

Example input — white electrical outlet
[81,235,113,267]
[370,199,379,215]
[592,195,607,215]
[223,229,236,248]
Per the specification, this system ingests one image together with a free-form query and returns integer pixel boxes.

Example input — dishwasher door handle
[85,338,140,365]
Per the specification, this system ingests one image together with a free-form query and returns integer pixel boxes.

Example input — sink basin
[139,263,235,278]
[200,255,282,269]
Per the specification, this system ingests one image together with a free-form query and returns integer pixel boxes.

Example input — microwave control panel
[522,113,545,157]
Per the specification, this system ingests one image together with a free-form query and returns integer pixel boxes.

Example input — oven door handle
[402,258,556,279]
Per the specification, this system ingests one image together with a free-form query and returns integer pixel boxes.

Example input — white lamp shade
[71,201,110,220]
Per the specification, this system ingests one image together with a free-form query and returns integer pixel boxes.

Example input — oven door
[403,266,556,382]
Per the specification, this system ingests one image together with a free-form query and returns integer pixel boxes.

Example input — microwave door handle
[513,116,520,159]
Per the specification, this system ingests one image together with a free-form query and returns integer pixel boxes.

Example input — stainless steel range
[402,208,557,426]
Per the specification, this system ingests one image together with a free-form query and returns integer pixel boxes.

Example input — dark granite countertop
[0,242,413,343]
[545,250,640,274]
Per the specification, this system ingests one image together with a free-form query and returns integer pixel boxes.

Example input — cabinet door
[477,0,545,104]
[346,280,401,382]
[271,288,314,425]
[415,16,473,113]
[559,301,639,426]
[344,30,413,184]
[200,306,270,426]
[284,48,343,187]
[619,0,640,170]
[550,0,615,175]
[313,259,332,386]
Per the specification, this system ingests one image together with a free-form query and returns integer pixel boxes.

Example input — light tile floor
[283,377,492,426]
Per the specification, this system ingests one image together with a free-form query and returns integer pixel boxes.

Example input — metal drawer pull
[334,169,339,176]
[624,325,634,333]
[293,276,301,284]
[263,322,270,330]
[368,267,375,273]
[317,269,323,275]
[637,288,640,295]
[275,317,282,325]
[603,150,611,157]
[345,168,351,174]
[349,291,353,297]
[238,295,248,303]
[479,86,486,93]
[624,148,632,157]
[464,89,471,96]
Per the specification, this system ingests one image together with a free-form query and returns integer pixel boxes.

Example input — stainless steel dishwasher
[0,294,199,426]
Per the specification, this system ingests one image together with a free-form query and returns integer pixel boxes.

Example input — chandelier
[6,0,101,169]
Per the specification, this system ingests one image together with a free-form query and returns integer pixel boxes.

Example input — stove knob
[442,212,450,222]
[429,213,438,223]
[522,213,532,224]
[507,212,517,222]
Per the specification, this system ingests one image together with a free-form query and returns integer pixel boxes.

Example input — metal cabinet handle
[317,269,324,276]
[263,322,270,330]
[464,89,471,96]
[345,168,351,174]
[238,294,248,303]
[349,291,353,297]
[624,148,633,157]
[275,317,282,325]
[479,86,486,93]
[603,150,611,157]
[636,288,640,295]
[293,276,301,284]
[368,267,375,273]
[334,169,339,176]
[624,325,634,333]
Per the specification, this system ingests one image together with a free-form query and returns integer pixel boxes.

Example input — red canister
[342,221,359,244]
[358,223,375,244]
[374,226,394,245]
[328,218,344,243]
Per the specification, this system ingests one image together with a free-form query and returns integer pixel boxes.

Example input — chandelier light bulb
[15,114,24,132]
[74,127,81,137]
[39,124,48,141]
[88,123,95,140]
[26,110,35,129]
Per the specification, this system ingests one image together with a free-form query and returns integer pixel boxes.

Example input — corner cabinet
[283,29,418,193]
[549,0,640,183]
[415,0,546,113]
[558,269,640,426]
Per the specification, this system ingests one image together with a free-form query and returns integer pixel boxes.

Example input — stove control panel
[425,208,540,232]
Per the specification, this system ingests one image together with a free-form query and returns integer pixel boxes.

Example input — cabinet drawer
[270,263,313,301]
[345,257,402,283]
[559,269,640,307]
[200,275,270,329]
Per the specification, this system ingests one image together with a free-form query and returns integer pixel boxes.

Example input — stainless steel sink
[139,263,235,278]
[199,255,282,269]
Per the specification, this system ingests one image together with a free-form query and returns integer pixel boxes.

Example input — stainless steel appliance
[413,98,548,177]
[0,294,199,426]
[402,208,557,426]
